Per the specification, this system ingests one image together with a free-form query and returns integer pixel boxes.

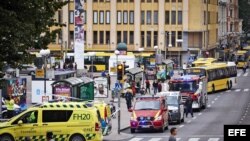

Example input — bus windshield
[169,81,198,92]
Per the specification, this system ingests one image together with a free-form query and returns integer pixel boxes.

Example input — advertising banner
[74,0,85,69]
[94,77,108,98]
[79,82,94,101]
[54,83,71,100]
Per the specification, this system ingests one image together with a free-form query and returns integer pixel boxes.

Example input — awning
[162,59,174,65]
[126,67,143,75]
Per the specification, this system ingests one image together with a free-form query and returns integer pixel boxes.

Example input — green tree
[0,0,68,68]
[239,0,250,36]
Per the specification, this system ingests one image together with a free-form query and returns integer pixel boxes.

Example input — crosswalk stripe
[188,138,200,141]
[176,138,181,141]
[129,138,143,141]
[235,89,241,92]
[208,138,220,141]
[244,89,249,92]
[226,90,231,92]
[244,72,248,76]
[148,138,162,141]
[237,72,242,76]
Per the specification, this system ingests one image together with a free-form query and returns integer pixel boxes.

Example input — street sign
[115,82,122,90]
[36,69,44,78]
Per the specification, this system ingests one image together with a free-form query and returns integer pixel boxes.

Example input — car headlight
[155,115,162,121]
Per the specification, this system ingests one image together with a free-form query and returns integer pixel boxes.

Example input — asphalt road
[121,70,250,141]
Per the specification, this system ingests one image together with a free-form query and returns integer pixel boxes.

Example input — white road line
[188,138,200,141]
[211,101,215,104]
[214,98,218,101]
[235,89,241,92]
[208,138,220,141]
[244,89,249,92]
[217,95,220,98]
[244,72,248,76]
[208,105,211,108]
[187,120,191,123]
[237,72,242,77]
[148,138,162,141]
[192,116,197,120]
[129,138,143,141]
[179,125,184,128]
[176,138,181,141]
[226,90,231,92]
[198,113,202,116]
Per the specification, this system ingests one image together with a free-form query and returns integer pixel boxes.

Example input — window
[154,0,158,2]
[69,11,74,24]
[123,31,128,43]
[129,31,134,44]
[100,11,104,24]
[172,0,176,2]
[147,0,152,2]
[178,11,182,24]
[100,0,104,2]
[12,111,38,124]
[106,31,110,44]
[93,31,98,44]
[165,31,169,46]
[154,31,158,46]
[177,31,182,47]
[147,31,151,47]
[171,11,176,24]
[70,31,74,41]
[141,0,145,2]
[204,11,206,25]
[208,11,210,24]
[146,11,151,24]
[100,31,104,44]
[165,11,170,24]
[130,0,134,2]
[93,11,98,24]
[117,31,122,43]
[117,0,121,2]
[178,0,182,2]
[154,11,158,24]
[123,11,128,24]
[171,31,176,47]
[129,11,134,24]
[141,11,145,24]
[58,10,62,23]
[230,9,233,18]
[230,23,233,32]
[93,0,98,2]
[117,11,122,24]
[106,11,110,24]
[165,0,169,2]
[124,0,128,2]
[43,110,73,122]
[141,31,145,47]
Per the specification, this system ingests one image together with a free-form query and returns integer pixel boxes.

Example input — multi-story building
[48,0,219,66]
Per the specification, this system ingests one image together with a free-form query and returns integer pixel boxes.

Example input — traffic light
[34,57,43,69]
[123,62,129,75]
[117,64,123,80]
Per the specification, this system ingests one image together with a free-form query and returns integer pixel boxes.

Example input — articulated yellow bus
[185,62,237,93]
[192,58,217,67]
[236,50,248,68]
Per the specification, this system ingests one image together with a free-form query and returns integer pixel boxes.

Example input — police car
[157,91,185,124]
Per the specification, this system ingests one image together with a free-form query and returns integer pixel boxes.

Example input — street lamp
[176,39,183,74]
[114,49,120,134]
[154,46,158,79]
[39,49,50,97]
[168,32,172,59]
[138,48,144,87]
[88,52,96,78]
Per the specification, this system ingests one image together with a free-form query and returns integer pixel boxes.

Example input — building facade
[48,0,219,65]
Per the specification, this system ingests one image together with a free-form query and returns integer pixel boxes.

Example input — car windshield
[134,101,160,110]
[167,96,178,106]
[169,81,198,92]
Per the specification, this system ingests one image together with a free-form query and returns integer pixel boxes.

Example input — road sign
[36,69,44,78]
[115,82,122,90]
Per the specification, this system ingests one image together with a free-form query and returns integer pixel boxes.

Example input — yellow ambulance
[0,102,103,141]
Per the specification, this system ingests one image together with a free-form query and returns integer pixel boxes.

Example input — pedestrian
[5,95,15,118]
[107,73,111,90]
[158,81,162,92]
[243,64,247,74]
[185,94,193,117]
[152,79,158,95]
[125,89,133,110]
[168,127,177,141]
[46,132,55,141]
[145,79,150,94]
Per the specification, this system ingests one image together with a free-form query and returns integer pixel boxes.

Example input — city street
[119,70,250,141]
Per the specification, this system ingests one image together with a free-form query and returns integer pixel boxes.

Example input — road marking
[129,138,143,141]
[237,72,242,76]
[179,125,184,128]
[244,89,249,92]
[235,89,241,92]
[208,105,211,108]
[208,138,220,141]
[188,138,200,141]
[217,95,220,98]
[187,120,191,123]
[198,113,202,116]
[211,101,215,104]
[148,138,162,141]
[226,90,231,92]
[176,138,181,141]
[214,98,218,101]
[244,73,248,76]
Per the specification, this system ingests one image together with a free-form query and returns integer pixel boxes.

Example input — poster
[31,80,53,103]
[74,0,85,69]
[53,83,71,100]
[94,77,108,98]
[79,82,94,100]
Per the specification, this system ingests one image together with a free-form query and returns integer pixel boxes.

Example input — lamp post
[138,47,144,87]
[39,49,50,97]
[176,39,183,74]
[168,32,172,59]
[114,50,120,134]
[88,52,96,78]
[154,46,158,79]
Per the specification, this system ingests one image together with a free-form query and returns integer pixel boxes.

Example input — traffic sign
[36,69,44,78]
[115,82,122,90]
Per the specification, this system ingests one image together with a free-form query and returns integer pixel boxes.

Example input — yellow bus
[243,46,250,61]
[185,62,237,93]
[236,50,248,68]
[192,58,217,67]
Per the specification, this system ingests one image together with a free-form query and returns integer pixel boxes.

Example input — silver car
[18,64,36,75]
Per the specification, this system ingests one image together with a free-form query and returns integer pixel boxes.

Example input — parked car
[18,64,36,75]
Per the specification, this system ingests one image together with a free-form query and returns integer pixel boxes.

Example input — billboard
[31,80,53,103]
[94,77,108,98]
[74,0,85,69]
[53,83,71,100]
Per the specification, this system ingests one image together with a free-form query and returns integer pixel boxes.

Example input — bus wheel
[212,85,215,93]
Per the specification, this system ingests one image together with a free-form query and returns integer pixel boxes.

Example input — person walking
[125,89,133,110]
[158,82,162,92]
[243,64,247,74]
[145,79,150,94]
[152,80,158,95]
[185,94,193,117]
[168,127,177,141]
[5,95,15,118]
[107,73,111,90]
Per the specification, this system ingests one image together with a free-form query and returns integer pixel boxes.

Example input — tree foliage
[0,0,68,68]
[239,0,250,34]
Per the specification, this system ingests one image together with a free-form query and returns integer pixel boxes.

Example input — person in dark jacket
[107,74,111,90]
[158,82,162,92]
[152,80,158,95]
[185,94,193,117]
[125,89,133,110]
[145,79,150,94]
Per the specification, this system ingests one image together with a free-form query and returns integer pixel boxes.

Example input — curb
[120,126,130,131]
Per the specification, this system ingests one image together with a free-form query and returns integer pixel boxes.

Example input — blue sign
[115,82,122,90]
